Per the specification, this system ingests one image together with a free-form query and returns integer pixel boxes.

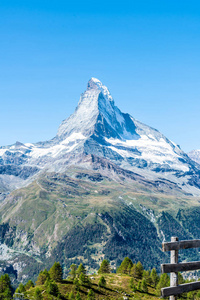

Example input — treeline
[13,261,99,300]
[2,258,200,299]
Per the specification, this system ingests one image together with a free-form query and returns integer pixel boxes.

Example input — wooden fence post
[170,237,178,300]
[161,238,200,298]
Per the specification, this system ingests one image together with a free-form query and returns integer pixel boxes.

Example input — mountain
[1,78,200,197]
[1,78,200,284]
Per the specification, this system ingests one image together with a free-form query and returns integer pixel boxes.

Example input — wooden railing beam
[161,281,200,298]
[163,239,200,252]
[162,261,200,274]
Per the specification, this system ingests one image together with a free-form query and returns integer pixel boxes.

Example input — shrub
[98,276,106,288]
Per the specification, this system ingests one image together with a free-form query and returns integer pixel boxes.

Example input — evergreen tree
[98,276,106,288]
[25,280,34,290]
[0,274,11,293]
[136,262,143,280]
[141,278,148,293]
[73,277,80,290]
[156,273,170,296]
[36,269,50,286]
[117,257,133,274]
[69,264,77,280]
[76,291,82,300]
[129,278,136,292]
[150,268,159,287]
[98,259,111,274]
[0,274,12,300]
[76,264,86,277]
[79,273,86,286]
[137,281,141,291]
[79,273,91,286]
[130,264,137,279]
[187,291,195,300]
[15,283,26,294]
[143,270,152,285]
[130,262,143,280]
[46,280,60,297]
[196,290,200,298]
[49,262,63,282]
[2,287,12,300]
[34,287,43,300]
[69,291,75,300]
[178,272,185,284]
[87,289,95,300]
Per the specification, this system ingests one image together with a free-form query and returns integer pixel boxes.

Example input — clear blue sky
[0,0,200,152]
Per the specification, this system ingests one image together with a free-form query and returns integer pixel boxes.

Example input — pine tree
[0,274,12,300]
[15,283,26,294]
[36,269,50,285]
[76,291,82,300]
[34,287,43,300]
[136,262,143,279]
[150,268,159,287]
[187,291,195,300]
[117,257,133,274]
[46,280,60,297]
[73,277,80,290]
[0,274,11,293]
[76,263,86,277]
[141,278,148,293]
[130,262,143,280]
[98,259,111,274]
[137,281,141,291]
[2,287,12,300]
[98,276,106,288]
[79,273,86,286]
[49,262,63,282]
[143,270,151,285]
[87,289,95,300]
[25,280,34,290]
[129,278,136,292]
[69,291,75,300]
[79,273,91,286]
[130,264,137,279]
[156,273,170,296]
[178,272,185,284]
[69,264,77,280]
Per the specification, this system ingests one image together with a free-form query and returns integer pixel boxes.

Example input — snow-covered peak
[87,77,114,102]
[56,78,138,140]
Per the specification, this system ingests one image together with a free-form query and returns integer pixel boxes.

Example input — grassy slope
[26,274,160,300]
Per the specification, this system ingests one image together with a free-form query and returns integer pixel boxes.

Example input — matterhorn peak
[87,77,114,103]
[56,78,116,139]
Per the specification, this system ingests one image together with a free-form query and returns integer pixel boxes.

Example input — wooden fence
[161,237,200,299]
